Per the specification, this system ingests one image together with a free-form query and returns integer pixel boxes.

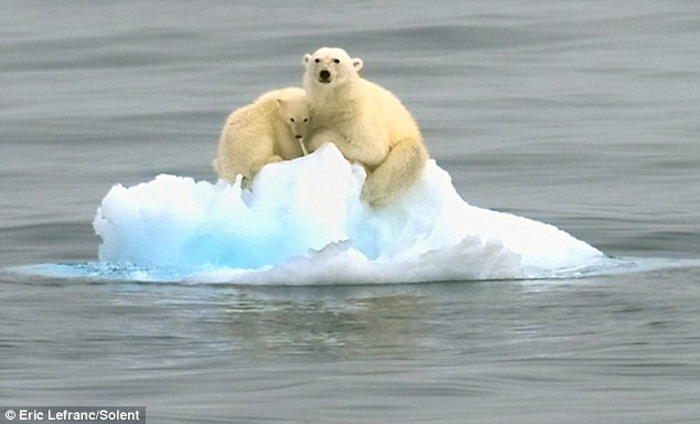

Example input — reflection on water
[219,290,430,358]
[99,283,436,362]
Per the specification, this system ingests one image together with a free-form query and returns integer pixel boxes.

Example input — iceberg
[92,144,604,284]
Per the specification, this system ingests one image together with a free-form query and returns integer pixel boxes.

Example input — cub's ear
[303,54,312,66]
[352,57,363,71]
[276,98,286,108]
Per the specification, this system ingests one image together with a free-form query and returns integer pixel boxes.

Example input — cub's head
[276,89,311,140]
[303,47,363,87]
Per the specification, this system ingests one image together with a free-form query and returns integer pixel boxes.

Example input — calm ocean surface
[2,1,700,423]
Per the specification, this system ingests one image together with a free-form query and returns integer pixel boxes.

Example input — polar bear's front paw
[360,180,391,208]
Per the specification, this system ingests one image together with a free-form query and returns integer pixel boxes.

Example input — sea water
[2,1,700,423]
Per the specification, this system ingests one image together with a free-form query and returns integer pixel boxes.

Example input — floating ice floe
[88,143,604,284]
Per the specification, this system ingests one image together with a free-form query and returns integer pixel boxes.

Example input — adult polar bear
[303,47,429,207]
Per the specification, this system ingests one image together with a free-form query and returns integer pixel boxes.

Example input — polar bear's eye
[303,118,309,122]
[333,58,340,64]
[314,58,320,63]
[290,118,295,123]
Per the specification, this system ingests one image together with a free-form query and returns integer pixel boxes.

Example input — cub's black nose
[319,70,331,81]
[295,134,302,139]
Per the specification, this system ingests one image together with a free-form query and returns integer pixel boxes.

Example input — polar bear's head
[303,47,363,87]
[276,89,311,140]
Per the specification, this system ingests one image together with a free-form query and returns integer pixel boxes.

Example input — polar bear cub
[213,87,311,187]
[302,47,429,207]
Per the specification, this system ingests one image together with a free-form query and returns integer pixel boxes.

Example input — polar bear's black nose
[319,70,331,82]
[294,134,302,139]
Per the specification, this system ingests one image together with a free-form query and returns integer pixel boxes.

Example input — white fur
[213,87,311,186]
[302,47,428,207]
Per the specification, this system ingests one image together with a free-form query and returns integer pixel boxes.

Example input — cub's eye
[314,58,320,63]
[333,58,340,64]
[303,118,309,122]
[290,118,295,122]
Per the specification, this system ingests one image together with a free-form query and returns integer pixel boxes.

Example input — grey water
[2,0,700,422]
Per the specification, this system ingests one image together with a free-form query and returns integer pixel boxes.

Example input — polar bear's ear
[276,98,286,108]
[303,54,312,67]
[352,57,363,72]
